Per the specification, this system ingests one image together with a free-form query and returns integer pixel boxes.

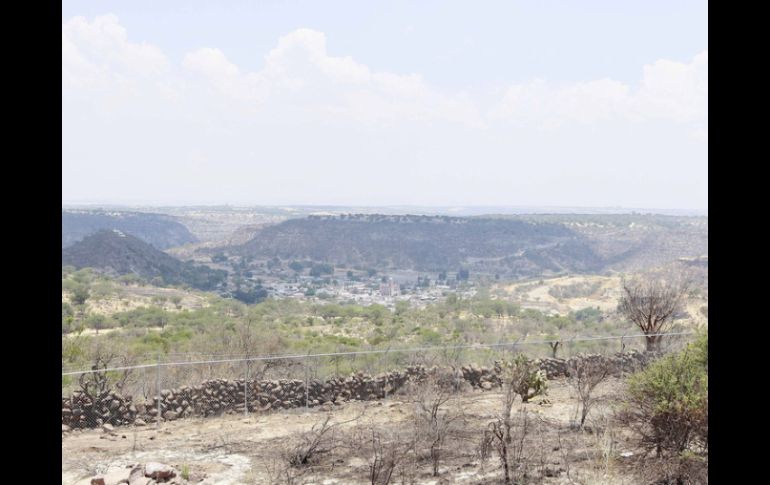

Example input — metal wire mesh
[61,331,695,430]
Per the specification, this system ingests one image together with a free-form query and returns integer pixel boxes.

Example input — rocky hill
[62,210,197,249]
[235,214,605,277]
[233,213,707,277]
[62,230,226,290]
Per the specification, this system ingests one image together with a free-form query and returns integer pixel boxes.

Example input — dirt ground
[63,285,209,318]
[495,275,707,327]
[62,378,643,485]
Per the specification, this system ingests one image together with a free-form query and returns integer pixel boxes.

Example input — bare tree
[567,357,611,428]
[618,276,690,351]
[548,340,560,359]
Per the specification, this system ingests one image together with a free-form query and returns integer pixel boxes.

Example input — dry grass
[62,378,658,484]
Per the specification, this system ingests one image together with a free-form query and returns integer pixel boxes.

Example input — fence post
[619,334,626,377]
[384,349,389,401]
[305,357,310,412]
[244,360,249,418]
[156,353,162,429]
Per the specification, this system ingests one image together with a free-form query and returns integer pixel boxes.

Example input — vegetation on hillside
[62,230,227,291]
[62,209,197,249]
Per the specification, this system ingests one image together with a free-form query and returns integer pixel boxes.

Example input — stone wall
[62,350,654,430]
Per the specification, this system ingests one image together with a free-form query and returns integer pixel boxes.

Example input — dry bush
[567,357,612,428]
[283,411,365,468]
[77,343,136,425]
[263,456,301,485]
[480,408,552,485]
[362,427,415,485]
[411,370,466,477]
[478,355,551,484]
[627,452,708,485]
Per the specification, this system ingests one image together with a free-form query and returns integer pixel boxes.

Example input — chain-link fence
[61,331,694,431]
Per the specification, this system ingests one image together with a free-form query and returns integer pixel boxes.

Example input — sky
[62,0,708,212]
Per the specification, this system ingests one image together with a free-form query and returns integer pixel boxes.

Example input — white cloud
[633,50,708,123]
[62,14,168,87]
[64,16,705,133]
[491,50,707,134]
[490,78,631,128]
[179,27,483,127]
[62,15,706,208]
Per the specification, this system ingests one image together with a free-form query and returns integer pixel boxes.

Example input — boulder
[144,462,176,480]
[128,466,146,485]
[162,411,178,421]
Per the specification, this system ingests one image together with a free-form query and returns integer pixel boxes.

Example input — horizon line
[61,201,707,216]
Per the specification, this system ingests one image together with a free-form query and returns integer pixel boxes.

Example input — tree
[211,253,228,263]
[85,314,110,334]
[289,261,304,272]
[618,276,690,352]
[62,303,75,334]
[71,284,90,306]
[309,263,334,277]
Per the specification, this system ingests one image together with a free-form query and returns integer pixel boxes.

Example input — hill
[62,230,226,290]
[233,213,707,277]
[62,210,197,249]
[235,214,605,277]
[507,214,708,272]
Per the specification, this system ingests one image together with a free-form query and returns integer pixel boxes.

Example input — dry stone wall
[62,351,653,430]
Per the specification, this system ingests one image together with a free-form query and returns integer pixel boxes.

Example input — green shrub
[620,332,708,457]
[500,354,547,403]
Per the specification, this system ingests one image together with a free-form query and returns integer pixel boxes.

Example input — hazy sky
[62,1,707,211]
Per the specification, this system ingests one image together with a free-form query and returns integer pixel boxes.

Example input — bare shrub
[480,408,535,485]
[411,371,466,477]
[284,411,364,468]
[567,357,611,428]
[77,345,135,426]
[365,428,414,485]
[263,456,301,485]
[478,355,549,484]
